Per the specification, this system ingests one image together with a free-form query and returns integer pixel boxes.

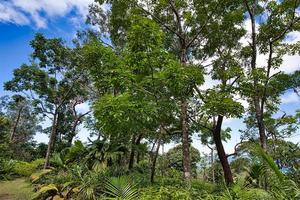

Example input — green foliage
[0,115,10,157]
[160,63,204,98]
[1,1,300,200]
[164,145,201,177]
[0,158,44,179]
[104,176,139,200]
[94,93,156,136]
[140,186,192,200]
[202,91,244,118]
[0,159,15,180]
[13,161,38,177]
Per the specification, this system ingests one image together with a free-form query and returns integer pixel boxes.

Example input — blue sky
[0,0,299,154]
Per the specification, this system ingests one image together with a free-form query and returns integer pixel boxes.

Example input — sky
[0,0,299,155]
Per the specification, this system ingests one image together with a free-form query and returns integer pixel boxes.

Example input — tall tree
[5,34,88,168]
[242,0,300,150]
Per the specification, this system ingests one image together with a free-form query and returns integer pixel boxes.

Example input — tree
[87,0,202,181]
[165,144,201,177]
[242,0,300,150]
[0,95,41,160]
[5,33,88,168]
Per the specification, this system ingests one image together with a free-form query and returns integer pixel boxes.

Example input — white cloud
[241,18,300,75]
[75,102,91,113]
[0,0,95,28]
[280,55,300,73]
[0,2,29,25]
[200,75,219,90]
[281,92,300,104]
[285,31,300,44]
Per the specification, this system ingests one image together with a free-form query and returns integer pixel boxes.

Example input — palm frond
[103,176,139,200]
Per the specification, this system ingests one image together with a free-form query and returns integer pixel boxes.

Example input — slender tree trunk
[67,118,80,146]
[254,100,267,149]
[247,0,268,150]
[213,115,233,185]
[150,137,161,183]
[181,100,192,181]
[44,111,58,169]
[68,110,91,146]
[210,148,215,183]
[128,136,136,170]
[10,106,23,142]
[135,134,142,164]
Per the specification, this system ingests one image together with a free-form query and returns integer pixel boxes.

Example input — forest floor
[0,178,33,200]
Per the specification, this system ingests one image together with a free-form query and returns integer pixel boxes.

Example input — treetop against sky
[0,0,299,154]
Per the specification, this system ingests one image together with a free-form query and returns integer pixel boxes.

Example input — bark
[150,137,161,183]
[128,136,136,170]
[135,134,142,164]
[213,115,233,185]
[209,146,215,183]
[10,106,23,142]
[67,117,81,146]
[44,111,58,169]
[181,100,192,181]
[246,0,268,150]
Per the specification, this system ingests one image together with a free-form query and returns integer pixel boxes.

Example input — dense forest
[0,0,300,199]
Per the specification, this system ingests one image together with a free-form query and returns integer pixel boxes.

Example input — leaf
[38,184,59,194]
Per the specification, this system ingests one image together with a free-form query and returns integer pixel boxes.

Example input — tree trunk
[213,115,233,185]
[44,111,58,169]
[68,110,91,146]
[10,106,23,142]
[210,148,215,183]
[150,137,161,183]
[247,0,267,150]
[128,136,136,170]
[135,134,142,164]
[181,100,192,181]
[254,101,267,149]
[67,118,80,146]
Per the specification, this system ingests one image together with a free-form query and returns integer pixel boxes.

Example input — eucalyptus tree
[242,0,300,150]
[5,33,88,168]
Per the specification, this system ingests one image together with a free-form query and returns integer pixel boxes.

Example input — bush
[240,188,273,200]
[12,159,45,177]
[30,159,45,169]
[140,186,192,200]
[134,160,150,174]
[13,161,36,176]
[190,180,215,199]
[0,159,15,180]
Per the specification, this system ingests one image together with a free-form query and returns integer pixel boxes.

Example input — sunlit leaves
[94,93,157,136]
[203,90,244,118]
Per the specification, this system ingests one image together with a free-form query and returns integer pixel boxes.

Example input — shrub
[134,160,150,174]
[13,161,36,176]
[0,159,15,180]
[30,159,45,169]
[190,180,215,199]
[140,186,192,200]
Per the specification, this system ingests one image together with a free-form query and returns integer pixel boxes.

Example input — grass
[0,178,33,200]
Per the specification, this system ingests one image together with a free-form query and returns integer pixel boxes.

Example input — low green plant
[103,176,139,200]
[0,159,15,180]
[140,186,192,200]
[13,161,36,176]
